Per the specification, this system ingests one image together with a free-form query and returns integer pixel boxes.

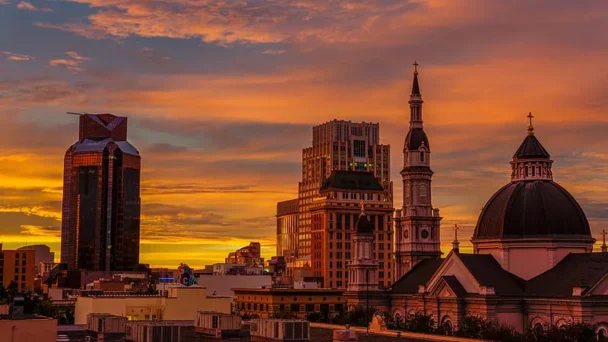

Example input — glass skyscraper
[61,113,141,271]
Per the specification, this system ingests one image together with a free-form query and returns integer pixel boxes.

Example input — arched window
[598,328,607,341]
[420,151,425,162]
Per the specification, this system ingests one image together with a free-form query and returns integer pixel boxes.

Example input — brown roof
[514,134,550,159]
[457,254,525,296]
[441,276,467,297]
[391,258,443,294]
[525,253,608,298]
[474,180,592,240]
[320,171,383,191]
[404,128,429,151]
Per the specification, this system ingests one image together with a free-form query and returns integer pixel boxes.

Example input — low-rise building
[225,242,263,266]
[0,315,57,342]
[233,287,345,319]
[74,285,232,324]
[197,275,272,297]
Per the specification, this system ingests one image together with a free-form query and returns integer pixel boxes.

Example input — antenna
[66,112,86,116]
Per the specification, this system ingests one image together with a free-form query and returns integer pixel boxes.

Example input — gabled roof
[392,253,525,297]
[514,134,550,159]
[525,253,608,298]
[391,258,443,294]
[457,254,526,296]
[320,171,383,191]
[441,275,467,297]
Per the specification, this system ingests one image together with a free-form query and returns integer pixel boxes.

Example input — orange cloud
[17,1,53,12]
[2,51,35,61]
[49,51,91,72]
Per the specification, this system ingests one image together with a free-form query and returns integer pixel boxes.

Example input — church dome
[473,180,591,239]
[404,128,429,151]
[356,213,373,235]
[474,115,592,241]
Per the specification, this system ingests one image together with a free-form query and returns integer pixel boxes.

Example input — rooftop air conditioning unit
[250,319,310,341]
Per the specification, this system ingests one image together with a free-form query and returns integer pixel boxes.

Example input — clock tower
[395,62,442,280]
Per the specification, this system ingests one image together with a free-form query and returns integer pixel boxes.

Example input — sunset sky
[1,0,608,268]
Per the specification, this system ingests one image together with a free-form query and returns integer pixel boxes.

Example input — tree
[332,305,377,327]
[403,312,435,334]
[271,310,297,319]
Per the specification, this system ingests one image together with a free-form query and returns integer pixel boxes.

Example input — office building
[61,113,141,271]
[297,120,392,258]
[310,171,393,288]
[276,199,299,258]
[225,242,263,265]
[18,245,54,275]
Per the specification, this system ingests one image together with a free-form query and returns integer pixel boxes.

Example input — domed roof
[404,128,429,151]
[514,135,550,159]
[473,180,591,240]
[356,213,373,235]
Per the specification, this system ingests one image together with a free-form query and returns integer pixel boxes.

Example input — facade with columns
[346,63,608,337]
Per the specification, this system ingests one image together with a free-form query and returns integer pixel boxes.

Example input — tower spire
[452,224,460,253]
[411,61,420,95]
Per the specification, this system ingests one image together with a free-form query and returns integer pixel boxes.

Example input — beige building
[233,287,345,319]
[0,316,58,342]
[0,243,36,292]
[310,171,394,289]
[74,285,232,324]
[297,120,393,258]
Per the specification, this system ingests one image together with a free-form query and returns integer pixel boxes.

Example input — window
[354,140,366,157]
[420,151,425,162]
[420,184,427,204]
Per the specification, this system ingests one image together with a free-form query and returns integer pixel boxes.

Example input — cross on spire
[413,61,419,75]
[527,112,535,135]
[602,229,607,245]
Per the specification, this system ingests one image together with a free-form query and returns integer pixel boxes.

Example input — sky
[1,0,608,269]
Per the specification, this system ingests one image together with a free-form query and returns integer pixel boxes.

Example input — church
[345,63,608,336]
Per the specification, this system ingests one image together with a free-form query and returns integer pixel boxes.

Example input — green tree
[403,312,435,334]
[271,310,297,319]
[332,305,377,327]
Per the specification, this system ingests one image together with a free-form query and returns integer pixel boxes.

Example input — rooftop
[320,170,384,192]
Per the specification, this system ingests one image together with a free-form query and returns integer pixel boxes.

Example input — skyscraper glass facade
[61,114,141,271]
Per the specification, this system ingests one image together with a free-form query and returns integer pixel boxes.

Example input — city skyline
[1,1,608,268]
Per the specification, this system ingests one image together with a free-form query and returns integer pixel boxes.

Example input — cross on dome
[527,112,535,135]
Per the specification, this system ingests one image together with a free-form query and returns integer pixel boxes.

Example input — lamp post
[366,269,369,335]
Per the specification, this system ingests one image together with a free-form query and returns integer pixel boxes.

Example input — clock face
[403,229,409,239]
[421,229,429,239]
